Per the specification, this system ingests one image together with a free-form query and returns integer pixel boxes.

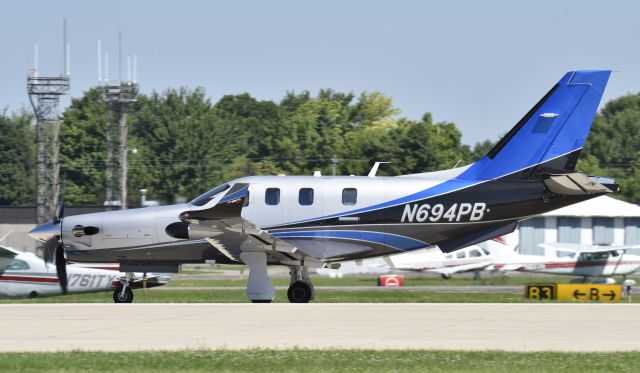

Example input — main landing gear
[241,251,276,303]
[113,273,134,303]
[241,251,316,303]
[287,266,315,303]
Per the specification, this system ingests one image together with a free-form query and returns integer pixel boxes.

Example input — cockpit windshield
[190,183,230,206]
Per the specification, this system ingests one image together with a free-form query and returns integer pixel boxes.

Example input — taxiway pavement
[1,303,638,352]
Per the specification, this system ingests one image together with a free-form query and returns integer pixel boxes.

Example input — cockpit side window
[190,183,231,206]
[3,258,30,271]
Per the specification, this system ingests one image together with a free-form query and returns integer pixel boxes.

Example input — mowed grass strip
[0,350,638,372]
[167,275,640,288]
[0,289,527,303]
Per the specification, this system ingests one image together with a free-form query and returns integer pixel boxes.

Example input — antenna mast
[27,20,71,223]
[100,32,137,209]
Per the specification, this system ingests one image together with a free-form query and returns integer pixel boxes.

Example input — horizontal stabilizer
[543,172,612,196]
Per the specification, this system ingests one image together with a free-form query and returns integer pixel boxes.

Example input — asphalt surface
[1,303,639,352]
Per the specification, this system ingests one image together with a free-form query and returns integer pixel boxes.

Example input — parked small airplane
[30,70,616,302]
[0,245,168,302]
[318,238,640,282]
[316,244,493,279]
[488,241,640,281]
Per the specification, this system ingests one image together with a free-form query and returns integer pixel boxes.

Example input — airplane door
[252,183,286,228]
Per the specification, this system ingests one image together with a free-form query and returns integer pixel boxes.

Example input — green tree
[0,110,35,205]
[132,88,218,203]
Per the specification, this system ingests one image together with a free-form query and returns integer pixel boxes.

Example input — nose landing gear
[113,273,134,303]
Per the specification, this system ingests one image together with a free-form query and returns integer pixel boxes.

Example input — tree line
[1,88,639,205]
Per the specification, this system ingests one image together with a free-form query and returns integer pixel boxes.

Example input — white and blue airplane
[30,70,616,303]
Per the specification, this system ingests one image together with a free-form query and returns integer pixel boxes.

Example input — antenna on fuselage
[368,162,389,177]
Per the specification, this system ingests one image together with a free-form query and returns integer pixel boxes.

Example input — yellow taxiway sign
[525,283,622,302]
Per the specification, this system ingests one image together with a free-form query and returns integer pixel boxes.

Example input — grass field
[0,289,528,303]
[1,350,638,372]
[1,273,638,303]
[166,275,616,288]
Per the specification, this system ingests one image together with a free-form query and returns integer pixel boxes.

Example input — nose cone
[29,220,61,242]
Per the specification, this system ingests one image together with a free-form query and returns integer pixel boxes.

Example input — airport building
[507,196,640,255]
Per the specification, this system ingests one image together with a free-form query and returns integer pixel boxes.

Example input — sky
[1,0,639,145]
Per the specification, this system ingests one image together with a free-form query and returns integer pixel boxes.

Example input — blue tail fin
[460,70,611,181]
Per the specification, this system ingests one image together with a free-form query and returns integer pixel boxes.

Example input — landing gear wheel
[287,281,313,303]
[113,286,134,303]
[251,299,272,303]
[441,274,451,280]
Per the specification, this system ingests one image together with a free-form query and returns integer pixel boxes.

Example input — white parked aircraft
[318,238,640,282]
[316,244,493,279]
[488,241,640,281]
[0,246,168,302]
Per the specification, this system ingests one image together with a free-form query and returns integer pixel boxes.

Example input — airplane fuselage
[58,157,603,266]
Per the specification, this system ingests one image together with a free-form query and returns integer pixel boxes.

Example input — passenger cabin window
[445,254,453,259]
[456,251,466,259]
[556,250,576,258]
[578,252,609,261]
[469,249,482,258]
[265,188,280,205]
[610,250,621,257]
[342,188,357,206]
[299,188,314,206]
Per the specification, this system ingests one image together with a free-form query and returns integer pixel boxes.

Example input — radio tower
[27,20,71,223]
[100,32,137,209]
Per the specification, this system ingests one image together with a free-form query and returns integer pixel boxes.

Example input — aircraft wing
[539,242,640,253]
[428,261,492,276]
[174,184,305,266]
[0,246,20,258]
[127,273,171,289]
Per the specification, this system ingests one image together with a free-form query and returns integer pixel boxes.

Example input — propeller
[54,196,65,224]
[41,196,68,295]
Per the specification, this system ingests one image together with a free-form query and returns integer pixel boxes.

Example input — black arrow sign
[573,290,586,299]
[604,290,616,301]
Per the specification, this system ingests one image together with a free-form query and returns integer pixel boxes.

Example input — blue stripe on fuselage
[272,230,430,251]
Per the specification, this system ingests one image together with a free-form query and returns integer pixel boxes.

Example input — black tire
[441,274,451,280]
[287,281,313,303]
[113,286,134,303]
[251,299,272,303]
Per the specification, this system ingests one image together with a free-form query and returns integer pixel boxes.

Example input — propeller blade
[41,237,58,263]
[55,245,68,295]
[54,196,65,223]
